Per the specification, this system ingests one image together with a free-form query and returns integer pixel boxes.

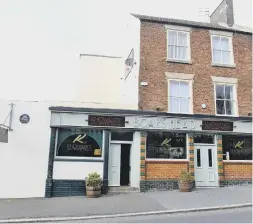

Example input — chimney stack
[210,0,234,27]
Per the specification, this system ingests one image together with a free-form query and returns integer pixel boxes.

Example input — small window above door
[194,134,215,144]
[111,131,133,141]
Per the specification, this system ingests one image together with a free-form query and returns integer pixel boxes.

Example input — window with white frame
[215,84,236,115]
[211,35,233,65]
[167,30,190,61]
[169,80,191,113]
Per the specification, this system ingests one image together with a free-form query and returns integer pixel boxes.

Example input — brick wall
[139,21,252,116]
[146,161,188,179]
[224,162,252,180]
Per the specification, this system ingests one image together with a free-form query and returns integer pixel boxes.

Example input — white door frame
[109,141,132,187]
[194,137,219,187]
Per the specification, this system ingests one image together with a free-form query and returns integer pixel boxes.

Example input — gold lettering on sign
[73,134,86,144]
[235,141,244,149]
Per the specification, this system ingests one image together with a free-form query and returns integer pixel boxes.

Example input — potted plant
[85,172,103,198]
[178,170,194,192]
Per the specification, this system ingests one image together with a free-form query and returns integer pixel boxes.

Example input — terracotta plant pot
[178,181,194,192]
[86,186,102,198]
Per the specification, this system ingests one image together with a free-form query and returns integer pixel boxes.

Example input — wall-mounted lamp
[140,81,148,86]
[201,104,206,109]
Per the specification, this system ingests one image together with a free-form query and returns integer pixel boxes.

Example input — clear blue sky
[0,0,251,101]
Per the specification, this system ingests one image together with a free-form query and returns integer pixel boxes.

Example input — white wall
[53,162,103,180]
[122,15,141,110]
[0,100,51,198]
[76,55,129,108]
[130,131,141,189]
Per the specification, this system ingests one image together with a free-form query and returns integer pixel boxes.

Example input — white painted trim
[166,28,191,62]
[110,141,133,144]
[165,24,191,32]
[210,34,235,66]
[223,160,253,163]
[145,159,189,162]
[165,72,194,80]
[211,76,238,84]
[209,30,233,37]
[167,79,193,114]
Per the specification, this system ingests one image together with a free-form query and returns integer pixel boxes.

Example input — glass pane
[222,51,231,64]
[146,132,187,159]
[194,134,214,144]
[212,36,221,49]
[221,37,229,51]
[216,100,225,114]
[213,50,221,63]
[216,85,224,99]
[225,100,234,115]
[197,149,201,167]
[179,82,189,97]
[222,135,252,161]
[176,46,187,60]
[208,149,213,167]
[170,97,179,113]
[178,32,187,46]
[225,85,233,100]
[168,45,175,58]
[180,98,189,113]
[111,131,133,141]
[170,81,179,96]
[168,31,177,45]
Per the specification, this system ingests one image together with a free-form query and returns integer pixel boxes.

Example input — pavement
[0,186,252,222]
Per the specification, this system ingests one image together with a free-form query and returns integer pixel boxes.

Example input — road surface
[59,207,252,223]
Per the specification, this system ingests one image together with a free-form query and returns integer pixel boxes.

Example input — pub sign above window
[202,121,233,132]
[88,115,125,127]
[57,134,102,157]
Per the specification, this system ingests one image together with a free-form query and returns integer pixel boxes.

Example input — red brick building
[130,0,252,190]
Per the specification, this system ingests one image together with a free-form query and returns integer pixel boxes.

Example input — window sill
[166,58,192,64]
[54,158,103,162]
[223,160,253,164]
[146,159,189,164]
[212,63,236,68]
[215,114,238,117]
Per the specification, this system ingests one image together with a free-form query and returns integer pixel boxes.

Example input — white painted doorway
[108,143,121,186]
[194,145,218,187]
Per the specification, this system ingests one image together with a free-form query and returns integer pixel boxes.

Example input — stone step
[108,186,139,195]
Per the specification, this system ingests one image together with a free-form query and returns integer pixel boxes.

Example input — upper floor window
[215,84,236,116]
[167,28,190,62]
[211,35,234,66]
[169,80,191,114]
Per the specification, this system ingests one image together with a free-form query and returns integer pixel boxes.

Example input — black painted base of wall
[140,180,179,192]
[220,180,252,187]
[45,179,108,197]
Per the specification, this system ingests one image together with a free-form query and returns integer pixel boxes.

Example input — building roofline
[131,13,252,35]
[79,54,122,59]
[49,106,252,122]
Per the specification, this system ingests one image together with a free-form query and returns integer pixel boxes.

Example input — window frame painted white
[166,72,194,114]
[212,76,238,117]
[210,30,235,67]
[165,25,191,63]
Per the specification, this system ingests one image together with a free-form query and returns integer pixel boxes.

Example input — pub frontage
[45,106,252,197]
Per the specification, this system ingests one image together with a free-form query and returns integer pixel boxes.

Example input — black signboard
[202,121,233,131]
[88,115,125,127]
[57,134,102,157]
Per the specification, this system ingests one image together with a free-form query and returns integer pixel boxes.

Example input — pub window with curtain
[222,135,252,161]
[146,132,187,159]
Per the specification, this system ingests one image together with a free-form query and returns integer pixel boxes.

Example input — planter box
[178,181,194,192]
[86,186,102,198]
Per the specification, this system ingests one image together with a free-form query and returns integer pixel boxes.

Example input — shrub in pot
[85,172,102,198]
[178,170,194,192]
